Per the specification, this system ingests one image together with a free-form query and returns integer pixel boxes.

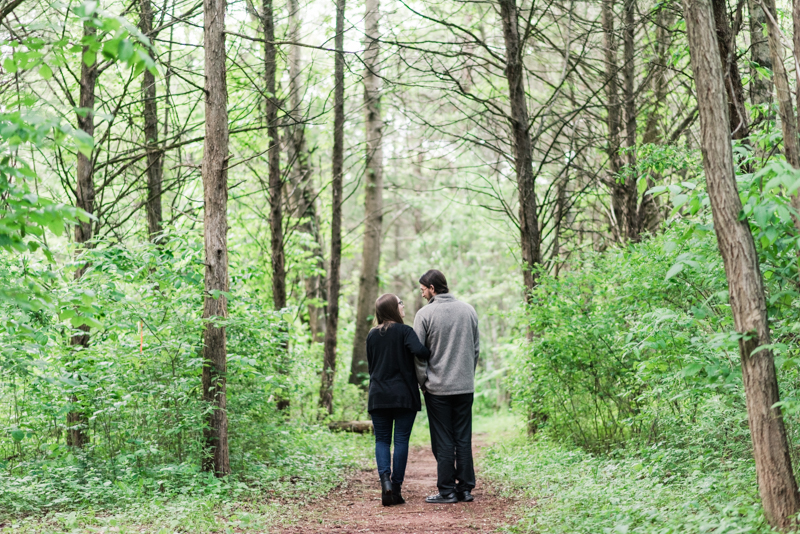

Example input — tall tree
[712,0,749,139]
[201,0,231,476]
[748,0,773,111]
[622,0,639,241]
[139,0,163,241]
[683,0,800,527]
[601,0,626,243]
[762,0,800,233]
[499,0,541,297]
[67,18,99,449]
[286,0,326,342]
[349,0,384,386]
[320,0,345,414]
[264,0,285,311]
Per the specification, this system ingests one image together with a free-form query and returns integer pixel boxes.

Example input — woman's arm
[404,326,431,360]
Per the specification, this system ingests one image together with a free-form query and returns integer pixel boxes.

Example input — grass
[0,425,374,533]
[481,429,775,534]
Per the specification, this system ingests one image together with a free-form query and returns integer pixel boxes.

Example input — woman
[367,293,430,506]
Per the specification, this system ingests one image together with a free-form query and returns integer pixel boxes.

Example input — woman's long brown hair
[374,293,404,331]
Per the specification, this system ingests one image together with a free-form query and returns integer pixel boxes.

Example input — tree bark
[600,0,627,243]
[683,0,800,527]
[642,7,673,145]
[201,0,230,476]
[67,19,98,449]
[320,0,345,414]
[263,0,285,311]
[712,0,749,139]
[762,0,800,168]
[622,0,640,242]
[348,0,384,386]
[748,0,773,109]
[139,0,163,241]
[763,0,800,234]
[499,0,542,299]
[286,0,326,342]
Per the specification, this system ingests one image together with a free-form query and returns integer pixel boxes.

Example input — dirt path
[281,438,518,533]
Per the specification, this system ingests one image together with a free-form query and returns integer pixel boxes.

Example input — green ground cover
[1,425,373,533]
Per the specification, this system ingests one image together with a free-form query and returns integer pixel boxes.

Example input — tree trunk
[263,0,285,311]
[762,0,800,168]
[67,19,99,449]
[201,0,230,476]
[139,0,163,241]
[348,0,383,386]
[642,7,672,145]
[622,0,640,242]
[499,0,541,299]
[763,0,800,234]
[600,0,627,243]
[263,0,291,411]
[748,0,773,110]
[320,0,345,414]
[683,0,800,528]
[712,0,749,139]
[286,0,326,342]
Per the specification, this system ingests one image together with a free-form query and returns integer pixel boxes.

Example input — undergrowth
[483,433,773,534]
[0,424,373,532]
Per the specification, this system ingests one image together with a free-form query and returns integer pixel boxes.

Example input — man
[413,269,480,504]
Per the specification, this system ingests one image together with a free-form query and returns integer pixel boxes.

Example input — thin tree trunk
[642,7,672,145]
[683,0,800,528]
[763,0,800,234]
[763,0,800,167]
[263,0,285,311]
[139,0,163,241]
[263,0,290,410]
[622,0,640,242]
[286,0,325,342]
[499,0,541,299]
[601,0,626,243]
[201,0,230,476]
[712,0,749,139]
[320,0,345,414]
[67,19,98,449]
[748,0,773,109]
[348,0,383,386]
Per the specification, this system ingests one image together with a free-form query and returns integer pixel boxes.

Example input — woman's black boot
[380,473,393,506]
[391,483,405,505]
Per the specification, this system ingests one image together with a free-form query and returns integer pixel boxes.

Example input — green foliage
[512,221,741,450]
[484,435,773,534]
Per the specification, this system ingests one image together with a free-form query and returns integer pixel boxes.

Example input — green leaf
[4,58,17,73]
[753,205,770,228]
[10,430,24,442]
[682,363,703,377]
[82,50,96,67]
[665,262,684,280]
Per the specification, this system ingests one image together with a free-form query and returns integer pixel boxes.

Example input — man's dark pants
[424,392,475,494]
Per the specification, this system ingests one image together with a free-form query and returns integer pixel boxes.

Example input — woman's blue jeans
[371,408,417,489]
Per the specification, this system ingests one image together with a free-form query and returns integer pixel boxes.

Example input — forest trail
[281,438,519,533]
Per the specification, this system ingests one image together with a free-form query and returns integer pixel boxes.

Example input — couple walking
[366,269,479,506]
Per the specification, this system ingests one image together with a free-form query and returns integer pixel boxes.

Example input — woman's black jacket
[366,323,430,413]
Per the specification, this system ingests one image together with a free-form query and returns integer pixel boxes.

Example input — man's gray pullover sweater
[413,293,480,395]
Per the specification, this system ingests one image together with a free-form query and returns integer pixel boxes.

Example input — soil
[280,438,519,533]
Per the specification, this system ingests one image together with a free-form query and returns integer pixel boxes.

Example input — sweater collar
[430,293,456,303]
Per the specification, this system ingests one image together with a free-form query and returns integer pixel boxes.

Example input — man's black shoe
[456,490,474,502]
[425,492,458,504]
